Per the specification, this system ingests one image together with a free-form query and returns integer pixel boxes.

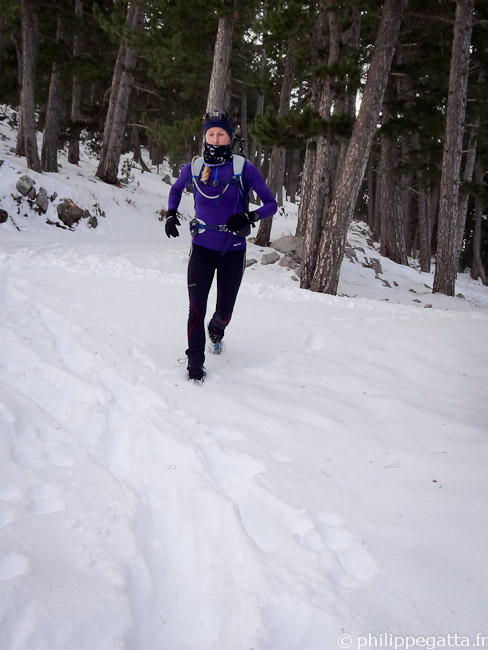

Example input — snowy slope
[1,115,488,650]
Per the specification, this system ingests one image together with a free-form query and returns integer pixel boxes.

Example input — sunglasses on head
[204,109,229,121]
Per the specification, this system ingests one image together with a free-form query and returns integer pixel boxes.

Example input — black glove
[165,209,180,238]
[225,211,259,233]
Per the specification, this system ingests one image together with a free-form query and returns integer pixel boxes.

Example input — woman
[165,108,277,383]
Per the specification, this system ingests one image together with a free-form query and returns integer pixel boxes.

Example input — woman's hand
[226,211,259,232]
[165,210,181,238]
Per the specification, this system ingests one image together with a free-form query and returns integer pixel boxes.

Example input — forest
[1,0,487,296]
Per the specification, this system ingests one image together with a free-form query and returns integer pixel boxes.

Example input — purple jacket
[168,158,277,252]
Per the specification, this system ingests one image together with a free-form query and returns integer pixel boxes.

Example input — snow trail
[1,244,381,648]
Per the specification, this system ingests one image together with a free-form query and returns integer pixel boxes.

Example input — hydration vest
[189,154,252,252]
[190,154,247,202]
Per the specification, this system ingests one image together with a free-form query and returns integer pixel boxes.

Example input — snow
[1,114,488,650]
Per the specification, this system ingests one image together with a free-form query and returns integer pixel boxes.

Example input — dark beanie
[203,109,233,139]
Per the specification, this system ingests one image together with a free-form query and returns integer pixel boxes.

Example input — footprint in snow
[0,401,16,425]
[11,440,73,470]
[0,484,23,528]
[304,333,325,352]
[200,443,318,552]
[0,551,30,581]
[0,508,17,529]
[200,443,378,584]
[237,485,315,552]
[317,512,378,584]
[26,483,66,515]
[0,483,24,501]
[210,426,245,441]
[268,450,292,462]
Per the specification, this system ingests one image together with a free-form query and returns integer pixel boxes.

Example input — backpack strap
[232,154,246,195]
[191,156,203,191]
[231,154,249,214]
[191,155,205,182]
[190,154,248,204]
[191,155,231,200]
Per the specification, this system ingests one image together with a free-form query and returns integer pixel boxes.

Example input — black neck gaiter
[203,142,233,165]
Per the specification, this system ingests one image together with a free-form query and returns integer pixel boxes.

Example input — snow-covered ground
[1,114,488,650]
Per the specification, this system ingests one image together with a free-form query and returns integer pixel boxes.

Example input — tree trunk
[132,122,150,171]
[378,111,408,265]
[15,35,25,158]
[295,0,330,238]
[149,137,163,169]
[10,31,23,91]
[418,185,438,273]
[68,0,83,165]
[0,17,4,84]
[287,149,300,204]
[206,6,235,112]
[471,157,487,285]
[328,4,361,193]
[373,150,382,240]
[301,135,332,287]
[96,3,144,185]
[255,38,296,246]
[295,142,316,237]
[300,5,341,286]
[239,93,249,157]
[400,140,412,251]
[250,47,266,168]
[455,119,478,264]
[459,57,483,256]
[276,149,286,207]
[433,0,474,296]
[254,146,285,245]
[41,14,65,172]
[413,129,437,272]
[417,188,429,271]
[366,156,375,234]
[309,0,407,295]
[16,0,41,171]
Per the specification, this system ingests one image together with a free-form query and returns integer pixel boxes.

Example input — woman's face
[205,127,231,146]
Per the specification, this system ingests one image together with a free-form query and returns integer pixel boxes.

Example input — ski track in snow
[1,238,487,649]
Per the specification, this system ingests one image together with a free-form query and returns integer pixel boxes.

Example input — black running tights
[187,244,245,368]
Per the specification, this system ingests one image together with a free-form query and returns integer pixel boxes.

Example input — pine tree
[96,2,145,185]
[377,98,408,265]
[251,0,310,245]
[41,11,67,172]
[300,0,368,289]
[68,0,84,165]
[16,0,41,171]
[470,158,487,284]
[433,0,474,296]
[377,0,457,271]
[308,0,407,294]
[0,0,21,106]
[206,1,236,112]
